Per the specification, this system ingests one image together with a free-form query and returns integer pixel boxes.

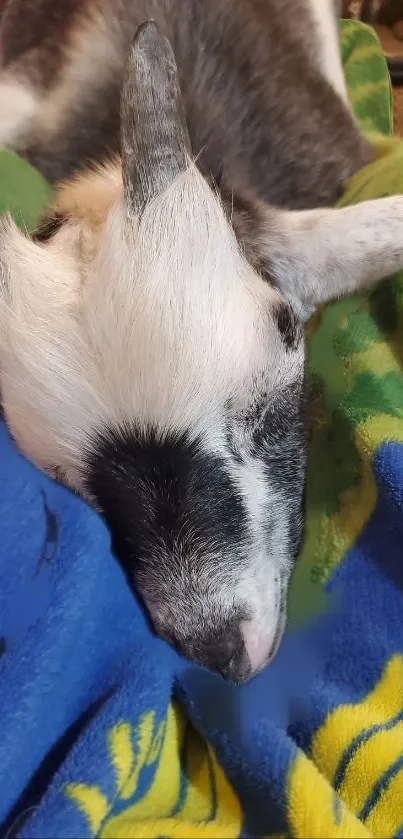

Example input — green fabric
[340,18,393,136]
[0,149,50,232]
[0,21,401,630]
[290,21,403,627]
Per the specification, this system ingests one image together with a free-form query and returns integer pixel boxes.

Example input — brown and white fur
[0,0,402,682]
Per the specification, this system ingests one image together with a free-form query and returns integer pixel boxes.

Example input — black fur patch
[253,379,306,454]
[86,426,248,574]
[33,213,66,243]
[85,426,251,674]
[274,300,303,350]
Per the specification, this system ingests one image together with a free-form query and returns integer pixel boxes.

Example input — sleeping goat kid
[0,0,403,682]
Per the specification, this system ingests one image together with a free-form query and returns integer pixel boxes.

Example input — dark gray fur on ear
[120,20,192,216]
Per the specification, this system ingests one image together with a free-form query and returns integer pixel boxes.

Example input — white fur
[0,77,39,146]
[307,0,349,103]
[0,167,302,667]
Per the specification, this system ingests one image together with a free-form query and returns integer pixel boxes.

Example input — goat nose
[206,633,252,683]
[218,646,252,682]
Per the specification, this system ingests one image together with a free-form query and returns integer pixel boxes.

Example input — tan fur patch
[51,158,122,233]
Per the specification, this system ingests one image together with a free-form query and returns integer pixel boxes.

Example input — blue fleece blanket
[1,415,403,839]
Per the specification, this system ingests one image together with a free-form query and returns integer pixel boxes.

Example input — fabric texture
[1,19,403,839]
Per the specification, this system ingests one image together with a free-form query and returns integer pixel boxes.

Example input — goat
[0,0,402,682]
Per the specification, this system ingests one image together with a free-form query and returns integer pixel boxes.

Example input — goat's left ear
[120,20,192,217]
[254,197,403,320]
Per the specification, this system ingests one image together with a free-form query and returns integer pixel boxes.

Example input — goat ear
[264,199,403,320]
[228,195,403,321]
[120,20,192,217]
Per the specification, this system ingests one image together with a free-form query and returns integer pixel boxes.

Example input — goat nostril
[218,647,251,683]
[219,653,237,677]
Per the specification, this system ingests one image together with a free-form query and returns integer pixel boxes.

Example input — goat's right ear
[120,20,192,218]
